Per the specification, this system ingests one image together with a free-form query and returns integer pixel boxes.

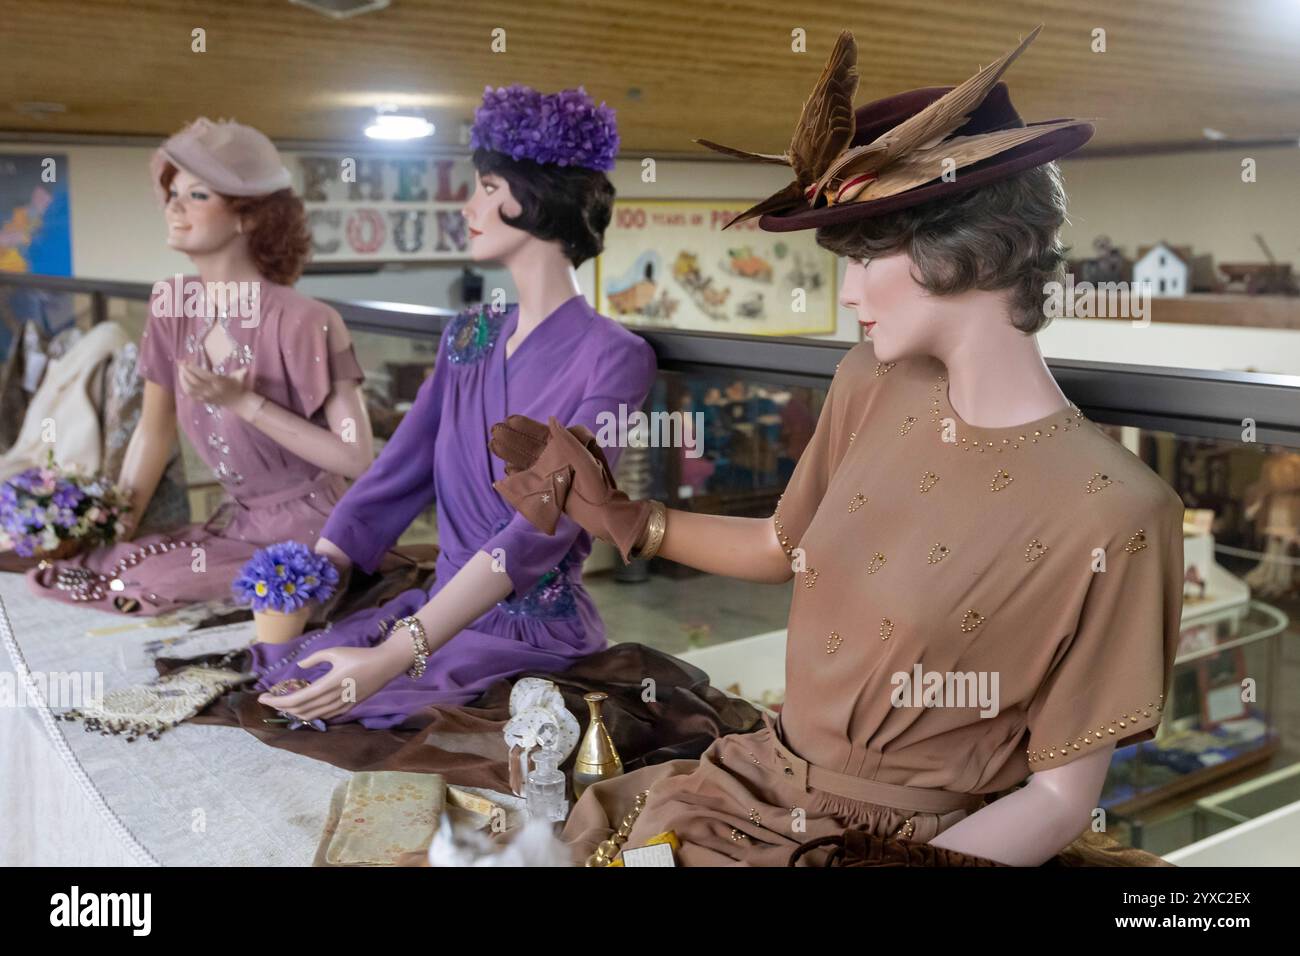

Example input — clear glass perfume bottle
[525,748,569,823]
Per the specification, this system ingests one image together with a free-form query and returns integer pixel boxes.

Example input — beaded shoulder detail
[445,302,510,365]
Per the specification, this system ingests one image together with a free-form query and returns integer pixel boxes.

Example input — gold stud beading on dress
[1027,696,1165,764]
[959,609,984,633]
[866,552,886,574]
[848,492,868,513]
[899,416,917,436]
[772,506,796,561]
[928,543,950,564]
[893,816,916,839]
[880,619,894,640]
[1085,472,1113,494]
[804,568,819,589]
[1123,530,1148,553]
[826,631,843,654]
[1025,539,1048,562]
[919,471,939,493]
[929,373,1085,452]
[875,361,896,376]
[989,468,1013,492]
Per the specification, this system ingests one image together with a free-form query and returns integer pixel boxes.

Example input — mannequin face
[163,168,243,256]
[461,171,532,265]
[838,251,944,363]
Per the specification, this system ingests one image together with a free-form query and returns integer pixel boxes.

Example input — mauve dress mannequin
[28,276,363,615]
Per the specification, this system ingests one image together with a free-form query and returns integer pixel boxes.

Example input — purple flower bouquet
[0,455,132,559]
[233,541,339,644]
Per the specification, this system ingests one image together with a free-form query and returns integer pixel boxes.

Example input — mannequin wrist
[236,390,268,422]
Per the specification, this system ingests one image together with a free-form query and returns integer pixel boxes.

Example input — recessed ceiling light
[365,112,435,140]
[289,0,390,20]
[1202,127,1227,141]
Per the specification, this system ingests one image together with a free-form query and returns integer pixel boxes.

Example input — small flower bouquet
[233,541,339,644]
[0,455,132,560]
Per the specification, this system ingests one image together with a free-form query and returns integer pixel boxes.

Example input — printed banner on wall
[0,153,72,276]
[594,199,837,336]
[294,153,474,262]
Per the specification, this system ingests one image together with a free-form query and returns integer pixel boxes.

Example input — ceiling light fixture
[365,108,434,141]
[289,0,390,20]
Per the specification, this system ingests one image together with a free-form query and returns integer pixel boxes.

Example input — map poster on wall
[0,153,72,276]
[595,199,837,336]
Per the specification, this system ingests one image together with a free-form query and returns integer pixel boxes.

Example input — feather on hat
[694,25,1093,231]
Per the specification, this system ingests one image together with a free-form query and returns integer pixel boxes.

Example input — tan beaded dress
[563,340,1186,866]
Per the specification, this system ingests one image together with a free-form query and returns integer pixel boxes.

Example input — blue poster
[0,152,72,277]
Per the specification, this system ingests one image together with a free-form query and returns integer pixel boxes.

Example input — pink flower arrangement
[0,453,131,557]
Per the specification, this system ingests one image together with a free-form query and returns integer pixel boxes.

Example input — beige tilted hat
[149,116,292,205]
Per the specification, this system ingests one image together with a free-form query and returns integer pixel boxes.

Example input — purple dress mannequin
[249,294,658,728]
[27,276,364,615]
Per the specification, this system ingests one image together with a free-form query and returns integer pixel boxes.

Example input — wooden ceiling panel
[2,0,1300,154]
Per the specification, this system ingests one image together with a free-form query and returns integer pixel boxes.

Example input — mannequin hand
[116,509,140,543]
[177,362,250,407]
[490,415,651,563]
[256,644,405,721]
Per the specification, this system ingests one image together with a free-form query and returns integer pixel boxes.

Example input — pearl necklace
[48,537,201,602]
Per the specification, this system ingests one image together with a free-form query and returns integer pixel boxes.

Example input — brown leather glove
[490,414,610,479]
[490,415,652,564]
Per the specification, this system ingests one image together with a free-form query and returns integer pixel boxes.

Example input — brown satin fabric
[790,830,1009,867]
[160,642,765,794]
[158,637,1171,867]
[789,824,1173,868]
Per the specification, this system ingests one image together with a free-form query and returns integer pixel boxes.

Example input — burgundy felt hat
[758,83,1093,232]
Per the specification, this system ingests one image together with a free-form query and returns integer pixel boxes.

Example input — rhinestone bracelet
[396,615,430,680]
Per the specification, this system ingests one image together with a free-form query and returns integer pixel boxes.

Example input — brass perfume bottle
[573,691,623,800]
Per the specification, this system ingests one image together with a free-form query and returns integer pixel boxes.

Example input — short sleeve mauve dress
[563,340,1187,866]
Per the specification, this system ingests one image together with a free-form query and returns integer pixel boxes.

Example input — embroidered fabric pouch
[59,664,250,741]
[321,771,446,866]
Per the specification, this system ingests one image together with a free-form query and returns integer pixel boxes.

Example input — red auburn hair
[159,161,313,285]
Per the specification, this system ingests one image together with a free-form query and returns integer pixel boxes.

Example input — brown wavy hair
[159,162,313,285]
[815,163,1070,335]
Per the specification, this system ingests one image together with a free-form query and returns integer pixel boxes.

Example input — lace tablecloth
[0,572,350,866]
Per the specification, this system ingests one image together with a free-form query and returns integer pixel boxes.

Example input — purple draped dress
[27,276,364,615]
[249,294,658,727]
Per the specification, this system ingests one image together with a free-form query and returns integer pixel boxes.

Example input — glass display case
[2,272,1298,857]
